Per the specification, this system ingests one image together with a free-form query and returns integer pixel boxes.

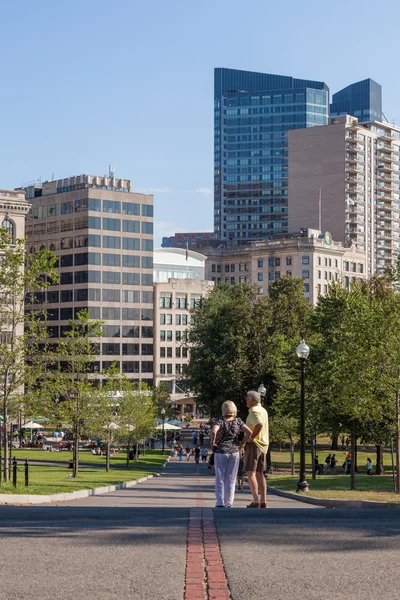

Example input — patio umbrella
[21,421,43,429]
[155,423,181,431]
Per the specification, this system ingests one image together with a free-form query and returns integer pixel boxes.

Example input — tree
[0,230,58,481]
[152,382,173,419]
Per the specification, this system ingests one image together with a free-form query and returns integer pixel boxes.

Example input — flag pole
[318,188,322,232]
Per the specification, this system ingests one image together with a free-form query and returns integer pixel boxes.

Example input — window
[358,263,364,273]
[142,309,153,321]
[88,216,101,229]
[142,361,153,373]
[75,289,100,302]
[324,285,328,293]
[103,254,121,267]
[123,237,140,251]
[47,308,59,320]
[335,259,338,268]
[160,330,165,341]
[60,254,73,268]
[286,256,292,266]
[122,343,140,355]
[258,259,263,268]
[343,261,349,272]
[175,314,181,325]
[258,287,264,295]
[160,295,172,308]
[60,307,73,320]
[2,218,15,242]
[60,290,73,302]
[123,255,140,268]
[122,307,140,319]
[103,272,121,285]
[103,361,120,371]
[123,272,140,286]
[175,364,181,375]
[75,271,101,284]
[122,202,140,216]
[269,272,274,281]
[103,343,120,355]
[141,326,153,338]
[142,239,153,252]
[176,347,181,358]
[142,205,153,217]
[122,291,140,304]
[102,307,120,320]
[60,272,73,285]
[167,364,173,375]
[123,326,139,338]
[182,314,188,325]
[225,265,230,273]
[48,203,59,217]
[230,264,235,272]
[47,291,59,303]
[268,258,274,268]
[103,325,120,337]
[103,235,121,249]
[160,347,166,358]
[302,270,309,279]
[123,220,140,233]
[160,314,166,325]
[304,283,310,293]
[329,259,332,267]
[167,347,172,358]
[142,274,153,286]
[302,256,310,265]
[89,307,101,319]
[141,344,153,355]
[160,364,166,374]
[47,325,59,338]
[88,234,101,247]
[258,273,263,281]
[275,271,281,279]
[142,256,153,269]
[176,331,182,342]
[142,222,153,234]
[182,347,188,359]
[318,284,321,294]
[275,258,280,267]
[324,258,328,266]
[318,257,321,266]
[103,218,121,231]
[88,198,101,211]
[122,361,140,373]
[212,264,216,273]
[75,252,101,266]
[60,201,73,215]
[103,289,120,302]
[103,200,120,214]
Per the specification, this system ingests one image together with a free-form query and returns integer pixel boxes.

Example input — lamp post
[296,339,310,492]
[161,408,166,455]
[257,383,266,404]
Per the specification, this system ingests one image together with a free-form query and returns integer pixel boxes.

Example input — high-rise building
[214,68,329,242]
[288,115,400,277]
[22,173,154,384]
[330,78,382,123]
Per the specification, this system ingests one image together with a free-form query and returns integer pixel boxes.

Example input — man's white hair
[247,390,261,404]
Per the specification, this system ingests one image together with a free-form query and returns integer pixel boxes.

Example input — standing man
[243,390,269,508]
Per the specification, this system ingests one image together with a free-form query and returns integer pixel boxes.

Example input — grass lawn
[270,448,395,474]
[268,474,400,502]
[11,448,166,468]
[0,450,167,495]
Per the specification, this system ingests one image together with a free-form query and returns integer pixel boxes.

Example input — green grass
[0,450,167,495]
[11,448,166,468]
[270,449,394,474]
[268,474,400,502]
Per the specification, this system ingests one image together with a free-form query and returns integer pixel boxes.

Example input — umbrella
[156,423,181,431]
[21,421,43,429]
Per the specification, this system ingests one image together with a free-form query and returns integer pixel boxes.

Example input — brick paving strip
[184,508,231,600]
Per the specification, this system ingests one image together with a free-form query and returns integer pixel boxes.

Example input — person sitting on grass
[366,458,373,475]
[330,454,337,472]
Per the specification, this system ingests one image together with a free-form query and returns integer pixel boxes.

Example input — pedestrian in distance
[201,446,208,463]
[366,458,373,475]
[325,454,331,473]
[330,454,337,472]
[185,445,191,461]
[243,390,269,509]
[195,446,201,464]
[211,400,252,508]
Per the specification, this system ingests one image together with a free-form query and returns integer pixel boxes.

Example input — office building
[288,115,400,276]
[153,248,214,416]
[161,236,175,248]
[203,229,366,306]
[214,68,329,242]
[23,173,154,384]
[174,232,214,249]
[330,78,382,123]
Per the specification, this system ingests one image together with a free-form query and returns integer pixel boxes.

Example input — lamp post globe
[258,383,266,403]
[161,408,166,455]
[296,339,310,493]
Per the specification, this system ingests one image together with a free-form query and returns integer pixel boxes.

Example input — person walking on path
[211,400,252,508]
[201,446,208,463]
[194,446,201,464]
[244,390,269,508]
[366,457,373,475]
[185,445,191,461]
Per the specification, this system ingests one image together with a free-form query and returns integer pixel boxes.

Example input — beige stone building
[22,173,154,384]
[153,248,214,417]
[202,229,366,306]
[288,114,400,276]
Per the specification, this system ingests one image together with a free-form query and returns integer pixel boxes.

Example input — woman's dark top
[214,417,243,454]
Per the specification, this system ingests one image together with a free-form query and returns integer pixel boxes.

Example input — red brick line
[184,508,231,600]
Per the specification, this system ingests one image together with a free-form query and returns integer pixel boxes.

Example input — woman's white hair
[222,400,237,417]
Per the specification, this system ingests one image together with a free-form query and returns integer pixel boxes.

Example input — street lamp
[161,408,166,455]
[258,383,266,404]
[296,339,310,492]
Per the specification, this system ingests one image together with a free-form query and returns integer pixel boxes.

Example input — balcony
[378,143,393,153]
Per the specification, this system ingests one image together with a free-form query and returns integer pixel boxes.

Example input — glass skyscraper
[214,68,329,241]
[330,78,382,123]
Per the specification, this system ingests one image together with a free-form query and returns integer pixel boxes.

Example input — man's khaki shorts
[243,443,267,473]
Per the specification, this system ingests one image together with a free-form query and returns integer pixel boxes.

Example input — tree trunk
[350,429,356,490]
[289,433,295,476]
[375,444,385,475]
[135,441,139,461]
[354,436,358,472]
[106,433,110,472]
[126,439,130,469]
[3,402,8,482]
[330,432,339,451]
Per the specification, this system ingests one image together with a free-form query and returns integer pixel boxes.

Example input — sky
[2,0,400,245]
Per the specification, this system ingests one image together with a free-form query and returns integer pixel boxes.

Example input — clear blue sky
[1,0,400,245]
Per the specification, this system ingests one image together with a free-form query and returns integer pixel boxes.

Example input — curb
[269,486,400,509]
[0,454,172,506]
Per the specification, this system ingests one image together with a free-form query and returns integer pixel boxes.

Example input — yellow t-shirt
[246,404,269,451]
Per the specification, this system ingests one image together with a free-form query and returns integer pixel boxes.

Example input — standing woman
[211,401,252,508]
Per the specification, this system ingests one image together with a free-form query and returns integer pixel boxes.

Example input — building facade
[288,115,400,276]
[330,79,382,123]
[22,174,154,384]
[203,230,366,306]
[153,248,214,416]
[214,68,329,242]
